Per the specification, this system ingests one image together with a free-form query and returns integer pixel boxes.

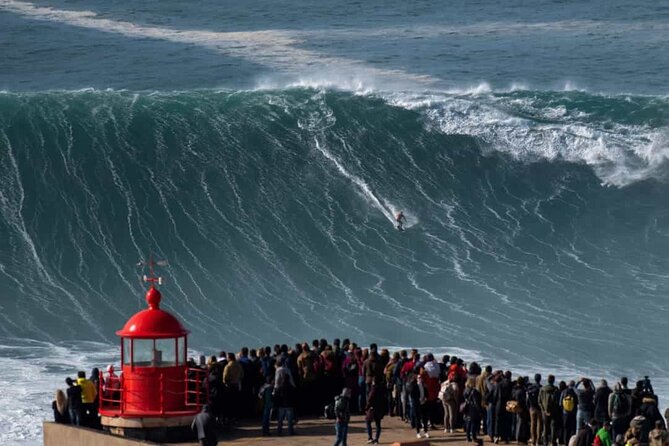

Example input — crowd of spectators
[52,338,669,446]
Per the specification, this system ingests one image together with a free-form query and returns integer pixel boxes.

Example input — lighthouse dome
[116,287,189,338]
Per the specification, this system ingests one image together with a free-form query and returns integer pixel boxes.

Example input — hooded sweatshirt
[539,383,560,415]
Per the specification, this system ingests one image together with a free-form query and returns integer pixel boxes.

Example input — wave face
[0,88,668,376]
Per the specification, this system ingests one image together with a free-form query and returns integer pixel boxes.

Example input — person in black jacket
[191,405,217,446]
[638,396,665,444]
[594,380,612,424]
[513,376,529,444]
[463,377,483,443]
[494,371,513,443]
[65,377,83,426]
[527,374,543,446]
[365,378,387,444]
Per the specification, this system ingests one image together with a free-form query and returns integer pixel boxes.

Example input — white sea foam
[0,0,436,91]
[383,91,669,187]
[0,338,213,445]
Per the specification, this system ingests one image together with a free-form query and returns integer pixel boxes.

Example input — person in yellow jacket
[76,371,97,427]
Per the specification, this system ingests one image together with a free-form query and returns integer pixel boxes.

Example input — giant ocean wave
[0,87,668,374]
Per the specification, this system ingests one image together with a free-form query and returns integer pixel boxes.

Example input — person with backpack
[609,383,632,441]
[575,378,596,433]
[562,381,578,445]
[595,380,613,424]
[539,375,561,446]
[273,357,296,436]
[333,388,352,446]
[527,374,543,446]
[463,377,483,443]
[441,378,459,434]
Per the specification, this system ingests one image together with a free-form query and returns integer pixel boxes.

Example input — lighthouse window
[132,339,154,366]
[177,336,186,365]
[123,339,131,365]
[154,338,177,367]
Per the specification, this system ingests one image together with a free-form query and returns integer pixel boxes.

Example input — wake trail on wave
[313,139,417,229]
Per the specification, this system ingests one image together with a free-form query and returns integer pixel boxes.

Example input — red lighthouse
[99,264,206,441]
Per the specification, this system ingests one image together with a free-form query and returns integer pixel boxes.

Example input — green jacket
[539,384,560,415]
[596,427,612,446]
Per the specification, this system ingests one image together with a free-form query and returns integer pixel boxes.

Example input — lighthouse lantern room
[99,263,206,441]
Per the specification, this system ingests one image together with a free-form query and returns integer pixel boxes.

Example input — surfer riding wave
[396,211,407,231]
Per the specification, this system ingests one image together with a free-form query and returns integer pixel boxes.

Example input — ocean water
[1,0,668,444]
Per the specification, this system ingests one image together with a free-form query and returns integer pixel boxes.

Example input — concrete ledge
[391,440,432,446]
[44,422,159,446]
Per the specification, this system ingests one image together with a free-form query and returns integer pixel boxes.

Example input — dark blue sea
[1,0,668,443]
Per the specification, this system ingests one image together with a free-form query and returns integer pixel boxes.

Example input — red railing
[185,367,208,407]
[98,368,209,418]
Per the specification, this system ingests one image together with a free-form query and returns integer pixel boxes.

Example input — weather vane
[137,255,168,287]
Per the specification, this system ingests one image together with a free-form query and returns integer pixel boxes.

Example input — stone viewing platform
[45,415,474,445]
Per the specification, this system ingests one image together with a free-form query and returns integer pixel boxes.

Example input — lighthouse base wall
[101,414,196,443]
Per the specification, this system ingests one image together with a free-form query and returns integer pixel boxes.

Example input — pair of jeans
[611,417,628,444]
[543,412,559,446]
[414,402,428,433]
[276,407,294,435]
[358,377,366,413]
[334,421,349,446]
[366,417,381,442]
[530,407,543,445]
[443,399,456,431]
[562,411,576,445]
[466,416,481,441]
[487,405,495,440]
[576,409,591,433]
[261,404,272,434]
[68,408,81,426]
